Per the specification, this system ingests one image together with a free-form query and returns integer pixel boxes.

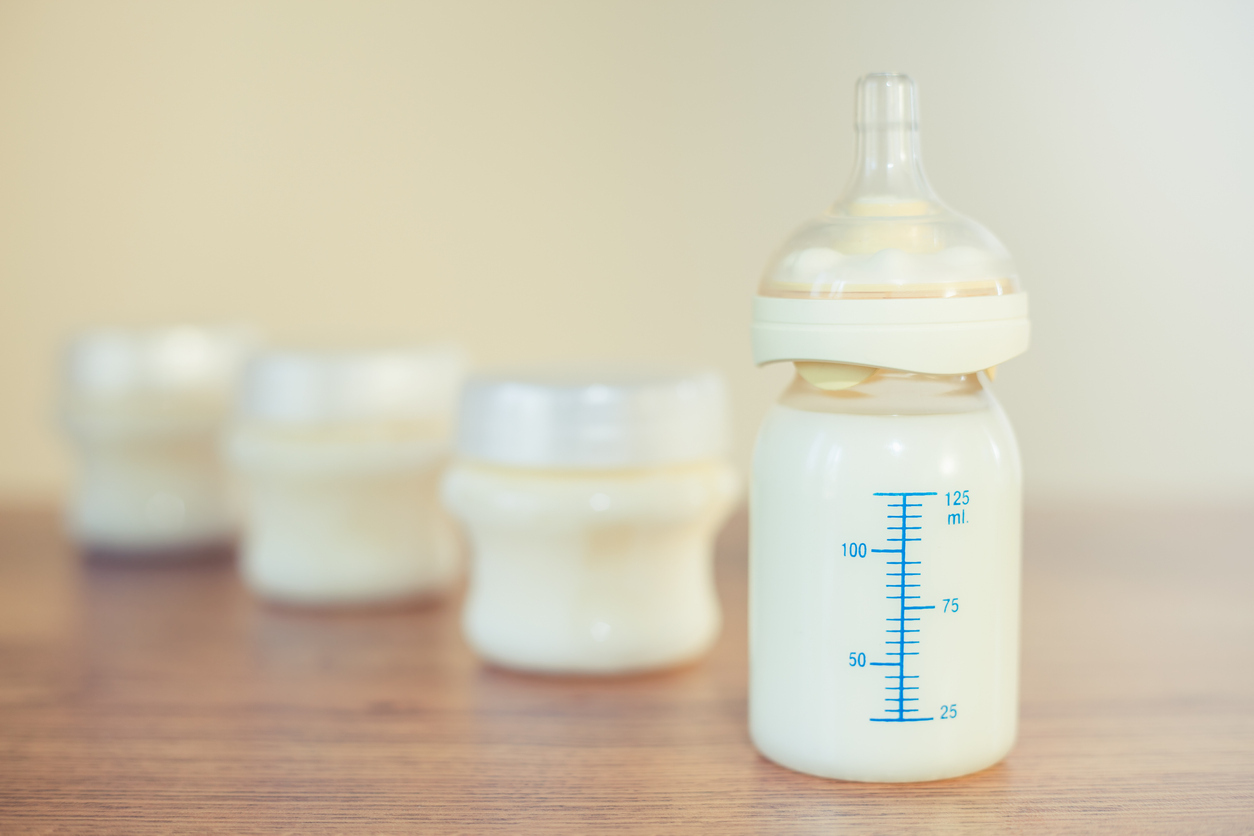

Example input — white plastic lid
[238,346,464,425]
[63,325,256,399]
[456,368,729,469]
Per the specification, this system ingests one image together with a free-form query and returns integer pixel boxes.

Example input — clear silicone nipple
[759,73,1021,300]
[838,73,937,217]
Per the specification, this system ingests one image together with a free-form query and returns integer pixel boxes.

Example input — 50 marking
[849,652,866,667]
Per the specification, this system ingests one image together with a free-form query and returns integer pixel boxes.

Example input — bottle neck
[782,368,992,416]
[841,125,934,204]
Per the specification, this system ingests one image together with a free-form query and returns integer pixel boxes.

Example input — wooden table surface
[0,504,1251,834]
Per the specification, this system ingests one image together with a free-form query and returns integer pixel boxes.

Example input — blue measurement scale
[869,492,938,723]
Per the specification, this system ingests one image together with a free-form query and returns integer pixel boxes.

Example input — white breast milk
[442,370,738,674]
[229,347,463,606]
[751,372,1021,782]
[750,73,1031,782]
[61,326,255,555]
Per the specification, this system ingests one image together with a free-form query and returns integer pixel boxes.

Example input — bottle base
[751,729,1016,783]
[474,650,711,678]
[78,536,236,564]
[467,629,719,677]
[245,579,458,611]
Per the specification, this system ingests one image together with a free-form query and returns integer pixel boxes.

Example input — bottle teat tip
[855,73,919,131]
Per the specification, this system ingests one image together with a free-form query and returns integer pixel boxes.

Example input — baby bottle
[749,74,1030,782]
[228,347,464,607]
[442,369,739,674]
[60,325,254,556]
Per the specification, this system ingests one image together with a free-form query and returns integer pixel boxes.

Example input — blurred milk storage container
[443,369,739,674]
[60,326,255,556]
[749,74,1030,782]
[229,347,464,606]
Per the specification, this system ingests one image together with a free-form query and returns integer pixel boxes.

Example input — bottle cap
[64,325,256,401]
[752,73,1029,374]
[456,368,729,469]
[238,346,464,425]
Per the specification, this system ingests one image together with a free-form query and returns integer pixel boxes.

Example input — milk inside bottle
[749,73,1030,782]
[60,325,255,556]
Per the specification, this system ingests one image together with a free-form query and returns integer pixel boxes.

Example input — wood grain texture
[0,504,1251,834]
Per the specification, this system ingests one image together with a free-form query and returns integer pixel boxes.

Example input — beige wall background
[1,0,1251,503]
